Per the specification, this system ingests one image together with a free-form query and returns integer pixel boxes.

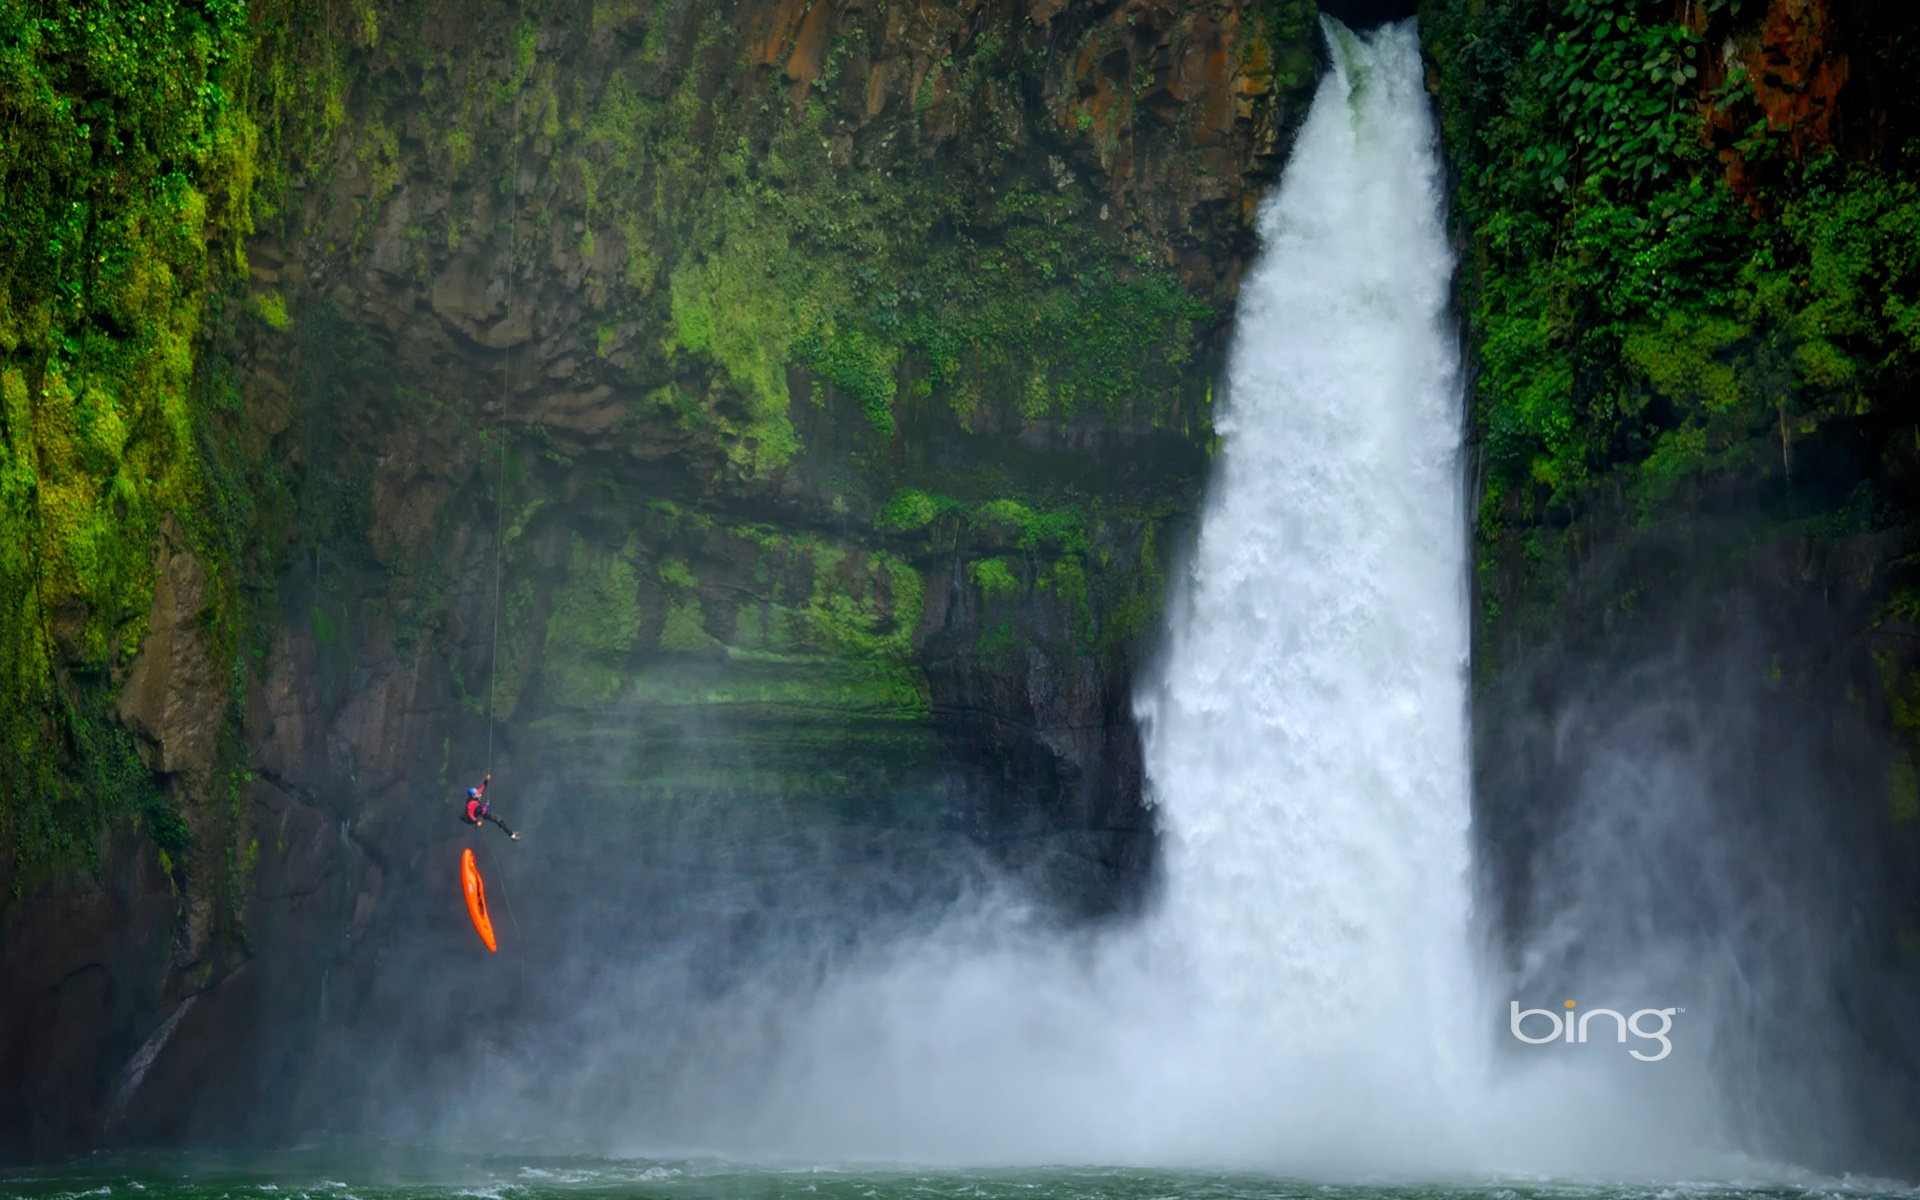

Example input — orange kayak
[461,848,497,952]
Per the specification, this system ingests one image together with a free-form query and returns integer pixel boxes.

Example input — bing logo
[1509,999,1680,1062]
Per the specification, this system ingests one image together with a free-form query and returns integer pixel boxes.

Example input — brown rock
[429,255,503,327]
[785,0,836,86]
[751,0,814,70]
[1707,0,1850,205]
[116,539,219,777]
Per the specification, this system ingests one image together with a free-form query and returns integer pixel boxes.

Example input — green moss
[1042,556,1093,646]
[1623,314,1749,413]
[658,597,715,651]
[881,553,924,637]
[541,533,643,706]
[665,218,800,472]
[876,488,957,532]
[445,129,474,172]
[794,313,899,435]
[970,557,1018,600]
[252,291,292,331]
[966,498,1091,554]
[624,653,925,721]
[658,557,698,590]
[701,526,922,676]
[1636,424,1711,508]
[789,540,921,701]
[974,499,1033,530]
[0,0,280,883]
[978,620,1017,655]
[623,527,929,722]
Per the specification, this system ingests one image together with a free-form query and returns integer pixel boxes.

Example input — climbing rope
[476,37,525,977]
[483,34,521,778]
[485,421,505,773]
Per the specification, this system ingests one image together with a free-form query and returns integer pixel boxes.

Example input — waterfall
[1116,23,1732,1171]
[1116,21,1736,1173]
[1136,18,1475,1089]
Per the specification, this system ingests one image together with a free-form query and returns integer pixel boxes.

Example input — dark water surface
[2,1157,1914,1200]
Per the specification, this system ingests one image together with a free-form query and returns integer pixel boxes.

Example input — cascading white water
[1136,21,1475,1090]
[1115,22,1733,1172]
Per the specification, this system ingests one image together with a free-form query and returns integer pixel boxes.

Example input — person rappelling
[460,773,521,840]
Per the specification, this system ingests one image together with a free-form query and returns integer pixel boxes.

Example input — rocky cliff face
[1425,0,1920,1172]
[0,0,1317,1153]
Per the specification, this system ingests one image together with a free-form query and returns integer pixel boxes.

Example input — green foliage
[873,485,1160,659]
[891,254,1208,424]
[664,210,801,472]
[875,488,958,532]
[876,490,1094,567]
[1041,555,1093,646]
[1765,165,1920,397]
[657,556,698,590]
[1532,0,1712,195]
[800,544,920,665]
[969,557,1019,600]
[794,314,899,436]
[251,290,291,331]
[657,598,714,652]
[0,0,289,883]
[1006,504,1090,555]
[1427,0,1920,552]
